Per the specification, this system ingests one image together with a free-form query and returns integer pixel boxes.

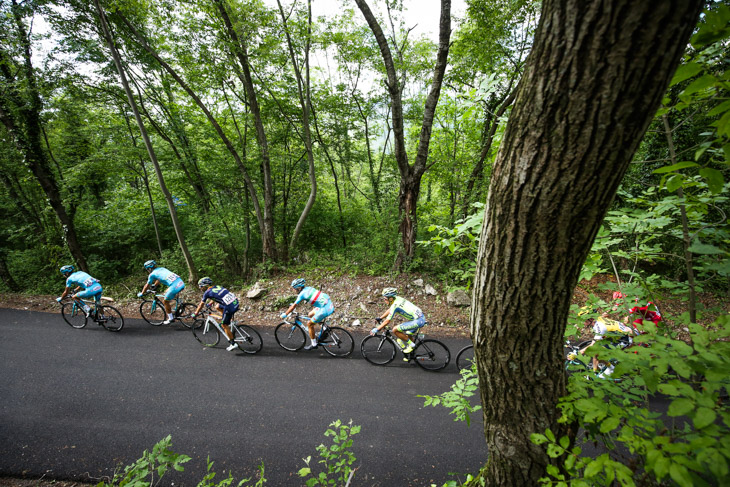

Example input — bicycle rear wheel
[275,322,306,351]
[232,324,263,354]
[193,319,220,347]
[456,345,475,371]
[175,302,197,329]
[413,339,450,371]
[320,326,354,357]
[139,299,165,326]
[98,305,124,332]
[360,335,397,365]
[61,302,87,329]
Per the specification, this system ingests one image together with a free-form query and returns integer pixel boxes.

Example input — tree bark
[355,0,451,265]
[469,1,703,485]
[93,0,197,283]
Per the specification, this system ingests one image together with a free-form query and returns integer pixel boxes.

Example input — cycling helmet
[382,287,397,298]
[143,260,157,270]
[60,265,74,275]
[198,276,213,288]
[291,278,306,289]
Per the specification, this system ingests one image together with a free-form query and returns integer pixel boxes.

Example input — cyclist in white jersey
[280,278,334,350]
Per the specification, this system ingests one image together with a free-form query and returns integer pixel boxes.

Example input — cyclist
[56,265,103,318]
[137,260,185,325]
[191,277,241,351]
[371,287,426,359]
[280,278,334,350]
[628,301,661,329]
[571,312,635,378]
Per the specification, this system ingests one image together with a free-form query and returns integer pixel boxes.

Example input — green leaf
[699,167,725,194]
[653,161,699,174]
[668,398,694,417]
[688,241,726,255]
[666,174,685,193]
[694,407,717,429]
[669,463,694,487]
[670,62,703,86]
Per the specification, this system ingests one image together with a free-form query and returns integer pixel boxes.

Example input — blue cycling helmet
[143,260,157,270]
[198,276,213,288]
[60,265,74,275]
[291,278,306,289]
[382,287,398,298]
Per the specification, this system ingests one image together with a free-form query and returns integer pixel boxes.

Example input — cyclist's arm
[283,302,298,316]
[59,286,72,300]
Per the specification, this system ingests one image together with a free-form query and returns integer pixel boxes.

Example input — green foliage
[298,419,361,487]
[533,313,730,487]
[420,364,482,426]
[97,435,191,487]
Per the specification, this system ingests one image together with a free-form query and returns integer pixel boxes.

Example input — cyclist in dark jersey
[192,277,241,351]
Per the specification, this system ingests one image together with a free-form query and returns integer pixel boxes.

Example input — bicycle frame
[284,312,330,339]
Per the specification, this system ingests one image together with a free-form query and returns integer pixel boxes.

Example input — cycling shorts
[395,314,427,334]
[75,283,103,301]
[221,307,238,326]
[164,278,185,301]
[311,301,334,323]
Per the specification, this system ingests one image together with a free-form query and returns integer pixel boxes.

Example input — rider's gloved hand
[137,292,143,298]
[370,327,379,336]
[280,312,288,319]
[56,297,62,303]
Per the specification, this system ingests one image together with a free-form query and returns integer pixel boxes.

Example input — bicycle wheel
[232,324,263,354]
[98,305,124,332]
[320,326,354,357]
[564,340,592,372]
[61,302,87,329]
[456,345,475,371]
[275,322,307,351]
[193,319,221,347]
[360,335,397,365]
[175,302,197,329]
[139,298,165,326]
[412,339,450,371]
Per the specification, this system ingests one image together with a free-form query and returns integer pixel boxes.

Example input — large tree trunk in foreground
[470,1,703,485]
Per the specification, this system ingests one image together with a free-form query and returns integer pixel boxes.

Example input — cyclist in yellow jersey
[371,287,427,358]
[571,312,635,377]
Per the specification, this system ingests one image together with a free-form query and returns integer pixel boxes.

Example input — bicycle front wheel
[175,302,197,328]
[360,335,397,365]
[456,345,475,371]
[233,324,263,354]
[139,299,165,326]
[192,319,220,347]
[321,326,354,357]
[61,302,87,329]
[413,339,450,371]
[98,305,124,332]
[275,322,306,351]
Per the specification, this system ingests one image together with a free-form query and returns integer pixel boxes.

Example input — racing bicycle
[274,312,354,357]
[191,308,263,354]
[139,290,196,328]
[455,344,475,371]
[58,296,124,332]
[360,327,450,371]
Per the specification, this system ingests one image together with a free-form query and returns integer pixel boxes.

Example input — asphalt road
[0,308,485,486]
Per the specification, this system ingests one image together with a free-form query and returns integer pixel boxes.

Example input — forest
[2,0,730,485]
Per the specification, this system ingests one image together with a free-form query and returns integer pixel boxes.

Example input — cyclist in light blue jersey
[371,287,427,357]
[137,260,185,324]
[280,278,334,350]
[56,265,103,318]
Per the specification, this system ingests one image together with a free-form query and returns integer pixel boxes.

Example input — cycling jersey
[629,303,661,327]
[294,286,331,308]
[147,267,182,287]
[66,271,102,301]
[592,316,633,341]
[202,286,240,312]
[385,296,423,323]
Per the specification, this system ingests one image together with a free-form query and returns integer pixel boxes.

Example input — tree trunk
[355,0,451,266]
[0,1,88,271]
[469,1,703,485]
[93,0,197,283]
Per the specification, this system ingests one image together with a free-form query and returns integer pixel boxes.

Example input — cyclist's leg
[308,302,334,346]
[221,310,235,341]
[394,315,426,347]
[75,284,102,317]
[163,279,184,320]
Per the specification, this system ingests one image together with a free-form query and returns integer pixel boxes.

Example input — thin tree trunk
[469,1,703,485]
[93,0,197,283]
[662,113,697,323]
